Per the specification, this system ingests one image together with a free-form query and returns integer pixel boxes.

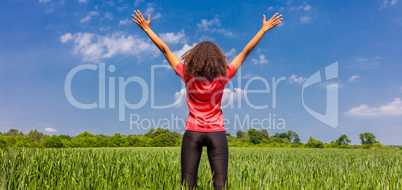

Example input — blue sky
[0,0,401,145]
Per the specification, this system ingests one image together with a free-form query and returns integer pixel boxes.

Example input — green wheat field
[1,147,401,189]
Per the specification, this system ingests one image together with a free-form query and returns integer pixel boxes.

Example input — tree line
[0,128,395,149]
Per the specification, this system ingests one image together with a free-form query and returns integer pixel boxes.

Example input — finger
[263,15,266,22]
[274,20,282,25]
[138,10,144,20]
[132,19,139,24]
[133,10,139,18]
[274,17,283,22]
[134,11,141,20]
[132,14,139,21]
[148,15,151,22]
[270,13,278,21]
[275,15,282,21]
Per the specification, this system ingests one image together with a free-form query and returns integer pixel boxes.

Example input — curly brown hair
[182,41,228,81]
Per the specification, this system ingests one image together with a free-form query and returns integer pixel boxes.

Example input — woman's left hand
[132,10,151,31]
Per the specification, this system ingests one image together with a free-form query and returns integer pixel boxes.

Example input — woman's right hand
[262,13,283,32]
[132,10,151,31]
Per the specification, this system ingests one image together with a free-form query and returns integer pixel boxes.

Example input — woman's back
[174,62,237,132]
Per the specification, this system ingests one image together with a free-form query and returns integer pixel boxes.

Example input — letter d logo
[302,62,338,128]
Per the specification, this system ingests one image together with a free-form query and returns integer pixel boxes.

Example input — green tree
[15,138,31,147]
[287,130,301,144]
[145,128,168,139]
[148,133,176,147]
[59,135,71,140]
[94,135,108,147]
[127,135,143,147]
[71,131,97,147]
[360,132,377,145]
[259,129,269,140]
[0,138,6,148]
[5,129,20,136]
[247,129,262,144]
[306,137,324,148]
[41,135,63,148]
[236,130,246,139]
[269,136,291,144]
[274,132,286,139]
[108,133,128,147]
[27,129,46,143]
[336,134,351,146]
[76,131,94,138]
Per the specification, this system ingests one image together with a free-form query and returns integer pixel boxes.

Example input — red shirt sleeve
[174,62,185,82]
[226,63,237,80]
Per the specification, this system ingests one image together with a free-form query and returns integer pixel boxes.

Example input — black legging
[181,130,229,190]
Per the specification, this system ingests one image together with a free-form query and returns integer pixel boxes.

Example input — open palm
[262,13,283,32]
[132,10,151,31]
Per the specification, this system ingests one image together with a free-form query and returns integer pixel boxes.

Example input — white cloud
[348,75,359,82]
[117,5,129,12]
[134,0,144,6]
[290,5,304,11]
[222,88,246,103]
[174,88,187,107]
[267,6,275,11]
[300,16,310,23]
[289,74,307,84]
[242,73,258,79]
[357,58,369,62]
[105,12,113,20]
[304,5,312,11]
[159,30,187,44]
[346,98,402,117]
[45,127,57,132]
[251,54,268,65]
[79,0,89,3]
[197,18,233,37]
[355,56,380,69]
[173,43,197,62]
[399,86,402,93]
[197,18,220,31]
[225,48,236,58]
[174,88,246,107]
[60,32,157,62]
[60,33,73,43]
[80,11,99,23]
[217,29,233,37]
[119,18,131,26]
[380,0,397,8]
[289,4,312,11]
[144,7,161,20]
[39,0,51,3]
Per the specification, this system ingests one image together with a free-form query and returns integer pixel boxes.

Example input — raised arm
[231,13,283,71]
[132,10,180,69]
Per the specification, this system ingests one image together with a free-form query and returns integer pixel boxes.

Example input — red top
[174,62,237,132]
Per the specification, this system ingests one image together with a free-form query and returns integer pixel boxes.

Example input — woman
[132,10,282,189]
